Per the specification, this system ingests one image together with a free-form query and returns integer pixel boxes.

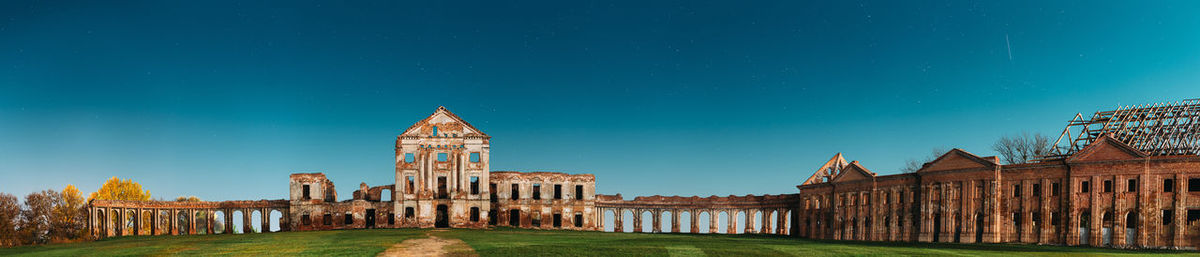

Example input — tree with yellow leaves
[88,177,151,202]
[51,185,87,240]
[88,177,152,235]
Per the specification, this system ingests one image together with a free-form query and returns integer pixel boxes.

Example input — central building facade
[285,107,598,231]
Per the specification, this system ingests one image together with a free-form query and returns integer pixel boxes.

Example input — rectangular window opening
[532,184,541,200]
[345,213,353,225]
[554,184,562,200]
[490,183,498,201]
[470,176,480,195]
[553,213,562,227]
[469,152,480,163]
[302,214,311,225]
[1081,181,1091,193]
[1051,182,1061,196]
[406,176,415,194]
[323,214,332,226]
[575,185,584,200]
[404,153,415,163]
[1165,179,1175,192]
[1188,210,1200,226]
[1163,210,1174,225]
[575,213,584,227]
[1128,179,1138,192]
[511,184,520,200]
[1032,183,1041,197]
[1014,184,1022,197]
[1189,178,1200,192]
[1103,180,1113,193]
[302,185,311,200]
[437,153,448,162]
[405,207,414,218]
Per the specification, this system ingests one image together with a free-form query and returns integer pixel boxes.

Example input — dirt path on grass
[378,230,476,257]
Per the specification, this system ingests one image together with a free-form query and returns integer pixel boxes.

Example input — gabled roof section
[401,106,489,137]
[918,148,998,173]
[831,161,875,183]
[800,153,849,185]
[1067,134,1148,162]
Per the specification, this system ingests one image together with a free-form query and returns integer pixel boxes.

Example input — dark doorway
[553,213,562,227]
[932,212,942,242]
[438,177,448,199]
[365,209,376,228]
[435,205,450,228]
[975,214,985,243]
[509,210,521,227]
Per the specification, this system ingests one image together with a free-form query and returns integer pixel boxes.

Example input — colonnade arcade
[88,199,290,238]
[595,194,798,234]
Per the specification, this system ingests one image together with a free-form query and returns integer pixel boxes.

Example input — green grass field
[1,228,1196,256]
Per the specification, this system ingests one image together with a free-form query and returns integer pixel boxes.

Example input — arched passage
[125,210,137,235]
[270,210,284,232]
[233,210,246,234]
[698,211,711,234]
[97,211,107,237]
[194,211,208,234]
[1125,211,1137,246]
[158,211,171,235]
[679,211,692,233]
[768,210,778,234]
[141,210,154,235]
[754,210,764,233]
[641,211,653,233]
[176,212,189,235]
[661,211,672,233]
[603,209,616,232]
[251,210,263,233]
[213,211,226,234]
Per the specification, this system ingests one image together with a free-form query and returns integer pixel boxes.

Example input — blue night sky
[2,1,1199,202]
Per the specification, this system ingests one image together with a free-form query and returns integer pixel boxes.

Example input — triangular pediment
[1068,135,1147,162]
[918,149,997,173]
[800,153,849,185]
[831,161,874,183]
[401,106,488,137]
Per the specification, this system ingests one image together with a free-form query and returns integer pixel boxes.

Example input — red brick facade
[797,135,1200,249]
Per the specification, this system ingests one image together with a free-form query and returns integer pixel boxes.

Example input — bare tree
[901,147,950,173]
[993,132,1052,164]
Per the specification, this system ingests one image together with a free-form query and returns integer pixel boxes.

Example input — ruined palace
[87,100,1200,249]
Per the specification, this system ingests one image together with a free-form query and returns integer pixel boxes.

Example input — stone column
[613,208,624,232]
[671,210,681,233]
[708,210,718,233]
[651,209,662,233]
[243,209,253,233]
[262,208,271,233]
[689,209,699,233]
[168,209,176,235]
[727,210,737,234]
[632,209,643,233]
[185,209,194,235]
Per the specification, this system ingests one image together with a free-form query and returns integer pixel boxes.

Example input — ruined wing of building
[88,100,1200,249]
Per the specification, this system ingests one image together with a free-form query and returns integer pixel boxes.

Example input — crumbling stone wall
[490,171,597,230]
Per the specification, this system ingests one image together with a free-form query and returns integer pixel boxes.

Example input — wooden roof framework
[1043,98,1200,160]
